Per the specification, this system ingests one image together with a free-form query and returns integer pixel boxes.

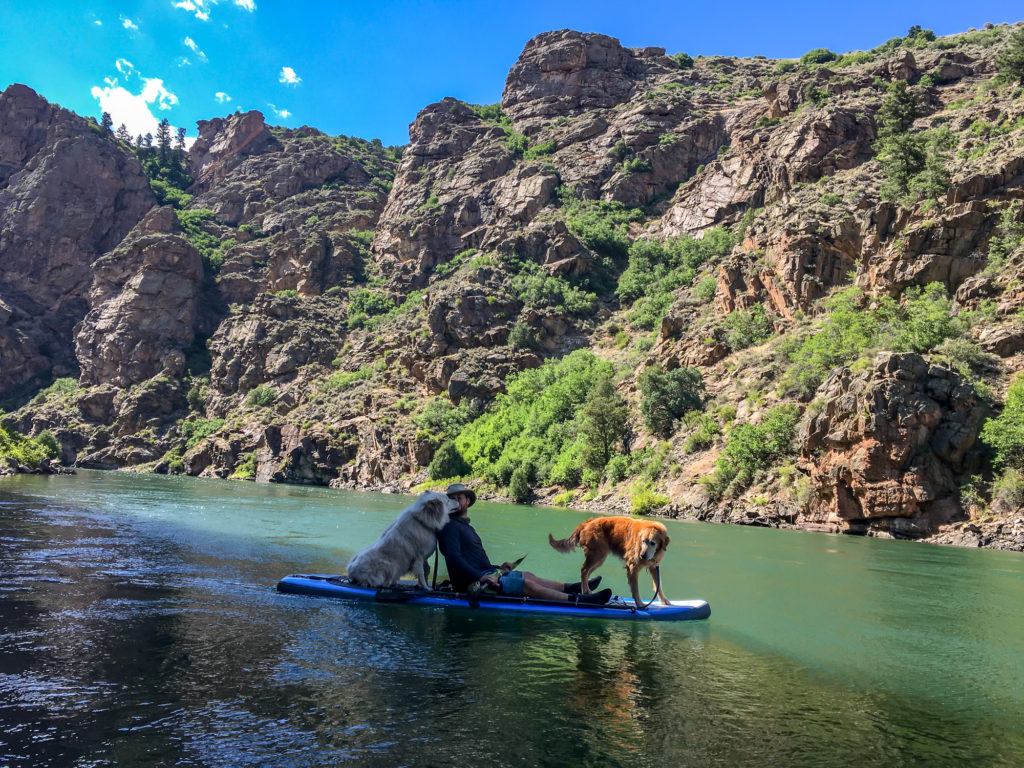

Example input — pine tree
[175,127,186,151]
[156,118,171,162]
[997,25,1024,85]
[874,81,927,202]
[101,112,113,131]
[115,124,131,142]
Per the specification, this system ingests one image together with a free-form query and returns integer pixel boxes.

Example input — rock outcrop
[0,84,155,396]
[798,352,987,537]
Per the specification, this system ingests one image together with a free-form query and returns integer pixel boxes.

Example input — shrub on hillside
[800,48,837,66]
[639,365,704,438]
[428,440,471,480]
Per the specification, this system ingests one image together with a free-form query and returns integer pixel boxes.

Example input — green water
[1,470,1023,767]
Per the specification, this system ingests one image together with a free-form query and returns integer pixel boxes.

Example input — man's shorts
[480,568,525,597]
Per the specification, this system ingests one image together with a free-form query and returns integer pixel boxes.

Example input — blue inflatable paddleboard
[276,574,710,622]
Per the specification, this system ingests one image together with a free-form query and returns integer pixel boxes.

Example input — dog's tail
[548,530,578,554]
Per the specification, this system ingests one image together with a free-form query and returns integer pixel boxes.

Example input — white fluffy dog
[346,491,458,589]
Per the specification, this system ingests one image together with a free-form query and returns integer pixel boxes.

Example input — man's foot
[574,588,612,605]
[563,576,602,594]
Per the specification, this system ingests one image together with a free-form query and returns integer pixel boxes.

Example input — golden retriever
[549,516,671,606]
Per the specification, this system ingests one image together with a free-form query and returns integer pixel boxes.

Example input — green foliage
[703,405,799,498]
[323,364,377,392]
[175,208,231,272]
[275,289,299,298]
[428,440,471,480]
[694,277,718,303]
[245,384,277,408]
[981,376,1024,470]
[31,377,78,405]
[800,48,837,66]
[873,82,952,204]
[724,303,774,350]
[639,365,705,438]
[180,418,225,452]
[579,374,628,473]
[230,452,257,480]
[986,202,1024,273]
[523,140,556,160]
[682,414,721,453]
[347,288,396,325]
[834,50,876,68]
[508,321,538,350]
[504,130,530,156]
[150,178,194,209]
[672,52,694,68]
[414,398,477,445]
[784,287,880,394]
[617,228,737,330]
[629,481,670,514]
[996,25,1024,85]
[508,465,531,502]
[783,283,969,395]
[511,264,596,316]
[455,350,614,488]
[560,188,644,259]
[820,192,843,206]
[469,103,511,126]
[0,423,58,468]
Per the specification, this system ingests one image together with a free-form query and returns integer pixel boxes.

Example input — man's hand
[480,572,500,588]
[500,561,515,573]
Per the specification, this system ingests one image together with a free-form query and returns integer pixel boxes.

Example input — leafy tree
[702,405,799,497]
[890,282,967,353]
[100,111,113,131]
[672,52,694,69]
[997,24,1024,85]
[428,440,470,480]
[982,376,1024,470]
[508,465,531,502]
[579,374,628,472]
[639,365,704,438]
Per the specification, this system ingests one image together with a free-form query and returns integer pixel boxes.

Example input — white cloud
[183,36,207,61]
[173,0,211,21]
[121,16,139,30]
[235,0,256,10]
[116,58,134,74]
[267,103,291,120]
[91,62,181,140]
[215,92,231,103]
[94,20,102,26]
[278,66,300,85]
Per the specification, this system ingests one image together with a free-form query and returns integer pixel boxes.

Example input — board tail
[548,531,578,553]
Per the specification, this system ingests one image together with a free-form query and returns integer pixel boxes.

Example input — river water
[1,470,1022,767]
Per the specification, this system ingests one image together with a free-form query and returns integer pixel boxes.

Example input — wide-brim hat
[445,483,476,507]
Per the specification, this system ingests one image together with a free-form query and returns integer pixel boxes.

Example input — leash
[636,566,662,610]
[430,543,439,590]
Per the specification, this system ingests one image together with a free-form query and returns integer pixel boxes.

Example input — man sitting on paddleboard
[437,483,612,605]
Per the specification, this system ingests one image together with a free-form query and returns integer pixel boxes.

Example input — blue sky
[1,1,1021,147]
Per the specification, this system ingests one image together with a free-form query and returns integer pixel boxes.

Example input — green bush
[703,405,799,498]
[981,376,1024,470]
[245,384,277,407]
[455,350,613,487]
[508,465,531,502]
[773,60,797,74]
[682,414,721,453]
[508,321,538,350]
[348,288,396,317]
[0,423,58,468]
[322,364,376,391]
[523,140,556,160]
[997,25,1024,85]
[414,398,477,444]
[579,374,628,473]
[180,418,225,451]
[672,52,694,68]
[724,304,774,350]
[560,188,644,259]
[629,481,670,514]
[800,48,837,66]
[511,266,596,316]
[639,365,705,438]
[428,440,471,480]
[230,452,257,480]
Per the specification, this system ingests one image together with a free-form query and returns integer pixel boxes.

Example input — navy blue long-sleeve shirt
[436,515,494,591]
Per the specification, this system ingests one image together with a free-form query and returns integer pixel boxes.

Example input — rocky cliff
[4,22,1024,551]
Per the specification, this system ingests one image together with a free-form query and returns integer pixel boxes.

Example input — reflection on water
[1,471,1023,767]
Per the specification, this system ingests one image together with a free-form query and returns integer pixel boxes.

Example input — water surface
[1,470,1022,766]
